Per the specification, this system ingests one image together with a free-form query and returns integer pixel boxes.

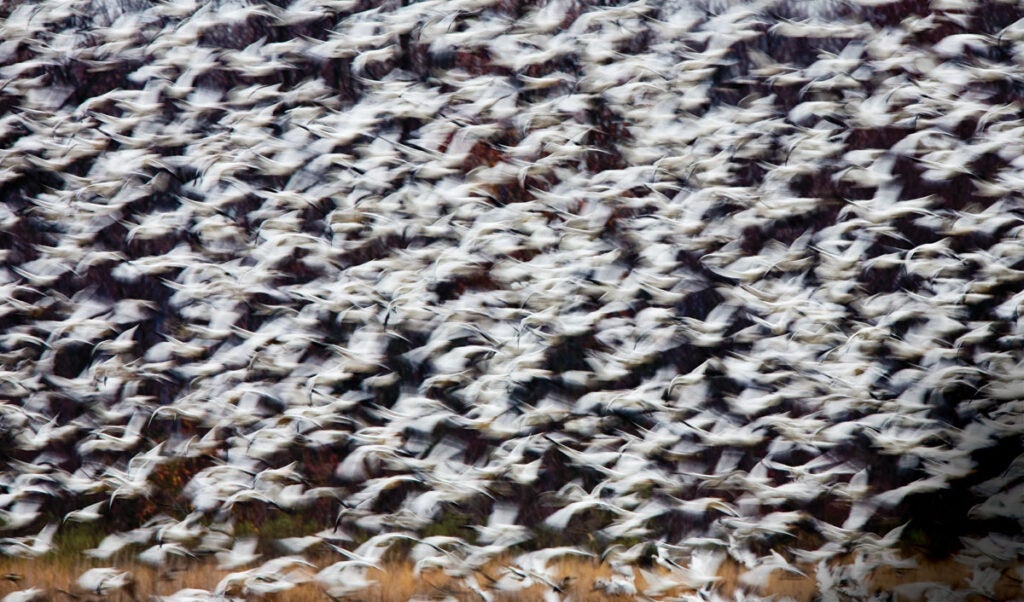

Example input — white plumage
[0,0,1020,599]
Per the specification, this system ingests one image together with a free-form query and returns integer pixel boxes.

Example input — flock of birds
[2,0,1024,599]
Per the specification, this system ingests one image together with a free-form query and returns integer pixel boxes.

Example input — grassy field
[2,553,1022,601]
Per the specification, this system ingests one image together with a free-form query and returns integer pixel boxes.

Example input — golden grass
[1,552,1021,601]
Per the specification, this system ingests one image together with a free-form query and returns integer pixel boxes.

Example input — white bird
[512,546,594,590]
[216,537,262,569]
[314,562,379,598]
[592,575,637,596]
[138,542,195,566]
[276,534,323,555]
[86,532,134,560]
[0,524,57,558]
[63,501,105,524]
[738,550,808,589]
[543,486,631,530]
[153,589,219,602]
[0,502,42,532]
[1,589,44,602]
[77,568,134,596]
[86,527,153,560]
[216,557,315,597]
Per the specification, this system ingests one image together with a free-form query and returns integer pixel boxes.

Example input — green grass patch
[235,511,321,541]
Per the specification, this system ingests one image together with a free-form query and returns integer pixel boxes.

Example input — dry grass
[1,553,1021,601]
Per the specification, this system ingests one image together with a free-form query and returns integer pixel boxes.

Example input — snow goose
[76,568,134,597]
